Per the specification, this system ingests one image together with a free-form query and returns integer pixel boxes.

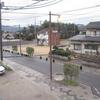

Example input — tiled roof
[86,21,100,29]
[69,35,100,42]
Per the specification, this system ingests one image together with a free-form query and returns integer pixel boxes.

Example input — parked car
[0,66,5,75]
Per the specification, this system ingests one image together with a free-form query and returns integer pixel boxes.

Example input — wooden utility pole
[49,11,52,80]
[19,24,22,54]
[0,0,3,61]
[34,17,37,45]
[49,12,60,80]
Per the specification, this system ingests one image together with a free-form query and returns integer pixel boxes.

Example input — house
[37,29,60,46]
[3,32,14,40]
[69,21,100,55]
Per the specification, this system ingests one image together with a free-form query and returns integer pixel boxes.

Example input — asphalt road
[4,52,63,75]
[3,51,100,97]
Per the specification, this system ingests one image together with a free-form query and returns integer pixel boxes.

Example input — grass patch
[62,79,78,86]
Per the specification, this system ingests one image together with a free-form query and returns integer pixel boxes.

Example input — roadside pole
[49,11,52,80]
[49,12,60,80]
[19,24,22,54]
[0,0,3,61]
[34,17,37,45]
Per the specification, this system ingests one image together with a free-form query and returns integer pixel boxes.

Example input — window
[94,31,96,36]
[74,44,81,50]
[85,44,97,50]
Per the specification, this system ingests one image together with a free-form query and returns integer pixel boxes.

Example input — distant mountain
[2,26,23,33]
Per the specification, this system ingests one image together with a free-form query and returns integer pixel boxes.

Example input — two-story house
[69,21,100,55]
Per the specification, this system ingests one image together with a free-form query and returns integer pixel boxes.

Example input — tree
[15,21,79,40]
[41,20,49,28]
[63,63,79,80]
[41,20,57,29]
[19,26,35,41]
[26,47,34,57]
[41,21,79,39]
[28,25,35,33]
[12,45,18,52]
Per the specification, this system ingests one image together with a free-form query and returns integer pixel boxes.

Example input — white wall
[98,46,100,52]
[70,43,82,53]
[86,30,100,36]
[70,42,100,55]
[96,31,100,36]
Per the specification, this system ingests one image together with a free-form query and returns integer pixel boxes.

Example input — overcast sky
[1,0,100,26]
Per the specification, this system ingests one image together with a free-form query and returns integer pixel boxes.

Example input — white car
[0,66,5,75]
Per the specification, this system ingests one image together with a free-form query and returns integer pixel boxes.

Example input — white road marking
[94,87,100,95]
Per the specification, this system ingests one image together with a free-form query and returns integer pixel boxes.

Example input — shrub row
[52,48,71,57]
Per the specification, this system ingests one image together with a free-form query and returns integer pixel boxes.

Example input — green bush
[52,48,71,57]
[25,35,35,41]
[26,47,34,57]
[63,63,79,80]
[63,79,78,86]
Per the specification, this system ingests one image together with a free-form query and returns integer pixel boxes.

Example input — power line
[3,0,63,10]
[2,15,48,21]
[22,0,63,9]
[2,11,48,15]
[26,0,63,8]
[61,14,100,22]
[3,1,41,10]
[58,4,100,14]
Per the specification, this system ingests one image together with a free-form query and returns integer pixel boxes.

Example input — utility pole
[49,11,52,80]
[19,24,22,54]
[74,24,76,35]
[49,12,60,80]
[0,0,3,61]
[34,17,37,45]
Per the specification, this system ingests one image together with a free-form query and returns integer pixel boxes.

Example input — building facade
[48,30,60,46]
[37,29,60,46]
[69,22,100,55]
